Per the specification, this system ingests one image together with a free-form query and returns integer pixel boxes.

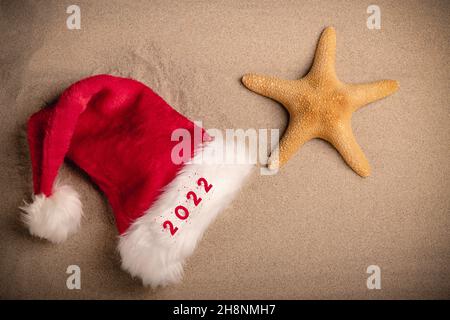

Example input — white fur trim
[20,184,83,244]
[118,138,254,287]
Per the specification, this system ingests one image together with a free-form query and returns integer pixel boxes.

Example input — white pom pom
[20,184,83,244]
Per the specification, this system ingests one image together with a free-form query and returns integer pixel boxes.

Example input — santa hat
[20,74,253,287]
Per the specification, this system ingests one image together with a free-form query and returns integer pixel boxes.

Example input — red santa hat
[20,74,253,287]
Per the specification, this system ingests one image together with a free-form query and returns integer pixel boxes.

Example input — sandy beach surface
[0,0,449,299]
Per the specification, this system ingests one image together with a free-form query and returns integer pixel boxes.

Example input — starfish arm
[325,122,371,177]
[307,26,337,81]
[242,74,294,104]
[346,80,399,111]
[268,119,314,169]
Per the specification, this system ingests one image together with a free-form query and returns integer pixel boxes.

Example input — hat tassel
[20,182,83,244]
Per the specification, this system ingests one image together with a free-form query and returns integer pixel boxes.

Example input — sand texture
[0,0,449,299]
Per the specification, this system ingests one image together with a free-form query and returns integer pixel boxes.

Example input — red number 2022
[163,177,213,236]
[186,191,202,206]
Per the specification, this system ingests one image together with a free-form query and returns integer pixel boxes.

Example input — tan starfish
[242,27,399,177]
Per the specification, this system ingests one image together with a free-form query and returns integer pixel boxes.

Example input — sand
[0,0,449,299]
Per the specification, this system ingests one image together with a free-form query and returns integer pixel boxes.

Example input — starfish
[242,27,399,177]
